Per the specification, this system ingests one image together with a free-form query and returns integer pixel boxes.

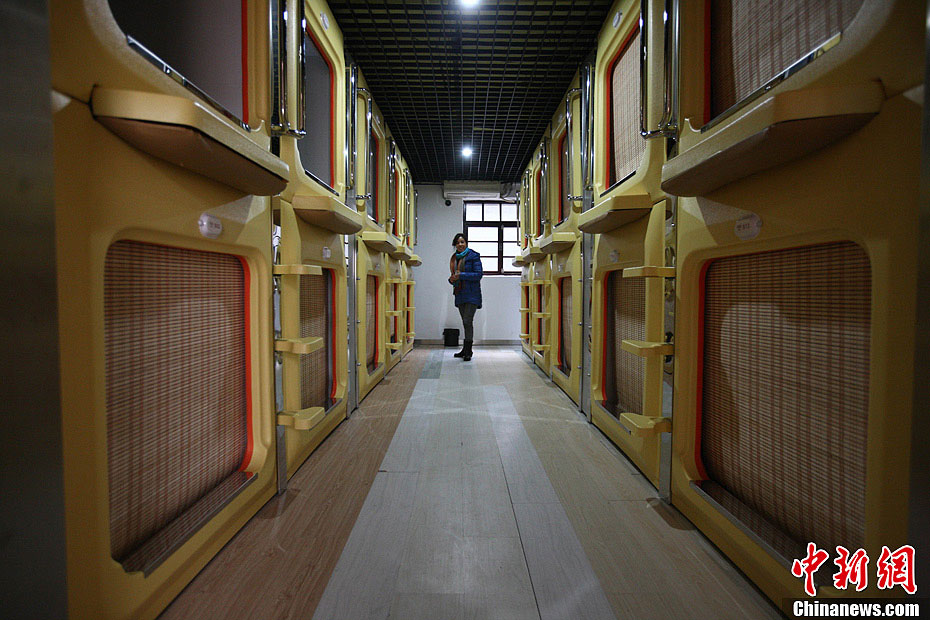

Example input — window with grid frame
[463,200,520,275]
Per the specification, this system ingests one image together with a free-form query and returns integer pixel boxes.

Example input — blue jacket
[451,248,483,308]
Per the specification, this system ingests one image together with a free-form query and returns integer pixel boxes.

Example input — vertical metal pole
[581,232,594,422]
[347,234,358,415]
[271,224,287,494]
[658,197,677,503]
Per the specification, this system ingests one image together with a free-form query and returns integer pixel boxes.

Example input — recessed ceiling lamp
[461,0,479,7]
[461,146,473,157]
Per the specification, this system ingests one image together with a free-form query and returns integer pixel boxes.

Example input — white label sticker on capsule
[734,213,763,240]
[198,213,222,239]
[322,246,332,259]
[321,12,330,30]
[613,11,622,28]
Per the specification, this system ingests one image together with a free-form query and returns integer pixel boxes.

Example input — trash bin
[443,328,459,347]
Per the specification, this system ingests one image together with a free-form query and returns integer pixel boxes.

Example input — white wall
[410,184,521,344]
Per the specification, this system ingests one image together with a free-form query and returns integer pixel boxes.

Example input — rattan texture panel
[710,0,864,118]
[560,277,572,371]
[702,241,871,552]
[328,1,612,182]
[611,29,646,185]
[104,241,247,562]
[366,275,378,371]
[300,273,332,410]
[605,271,645,416]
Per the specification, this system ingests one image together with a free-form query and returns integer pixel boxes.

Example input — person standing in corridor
[448,232,482,361]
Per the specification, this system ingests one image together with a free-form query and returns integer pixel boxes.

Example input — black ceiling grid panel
[328,0,612,183]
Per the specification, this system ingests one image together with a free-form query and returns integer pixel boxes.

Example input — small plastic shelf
[405,306,416,311]
[406,331,415,337]
[578,191,652,234]
[522,243,546,262]
[91,87,289,196]
[619,412,671,438]
[623,266,675,278]
[390,245,413,260]
[621,340,673,358]
[532,344,550,352]
[277,407,325,431]
[292,193,364,234]
[512,256,526,267]
[273,264,323,276]
[519,281,532,287]
[519,308,531,313]
[275,336,324,355]
[661,82,884,197]
[360,231,401,254]
[539,232,578,254]
[404,280,416,286]
[386,278,404,284]
[532,312,551,319]
[385,310,403,317]
[406,254,422,266]
[386,342,402,350]
[519,333,531,339]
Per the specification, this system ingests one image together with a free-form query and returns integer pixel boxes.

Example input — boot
[453,342,467,358]
[462,340,473,362]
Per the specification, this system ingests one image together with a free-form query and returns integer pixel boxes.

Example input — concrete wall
[409,184,520,344]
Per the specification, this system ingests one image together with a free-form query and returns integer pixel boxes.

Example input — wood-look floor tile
[311,471,419,620]
[394,526,468,595]
[389,592,465,620]
[513,503,615,620]
[463,463,518,538]
[462,536,539,620]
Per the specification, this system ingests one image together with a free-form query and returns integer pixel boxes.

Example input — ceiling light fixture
[461,146,473,157]
[461,0,479,7]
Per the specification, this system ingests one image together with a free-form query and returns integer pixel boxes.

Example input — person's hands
[449,272,460,282]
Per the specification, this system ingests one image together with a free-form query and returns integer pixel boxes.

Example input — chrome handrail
[404,169,413,245]
[539,137,550,230]
[271,0,306,138]
[412,188,418,246]
[355,86,373,200]
[580,63,595,191]
[639,0,679,140]
[522,169,531,243]
[564,88,584,203]
[388,138,397,229]
[346,64,358,190]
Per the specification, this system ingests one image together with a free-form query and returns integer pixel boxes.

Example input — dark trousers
[458,303,477,341]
